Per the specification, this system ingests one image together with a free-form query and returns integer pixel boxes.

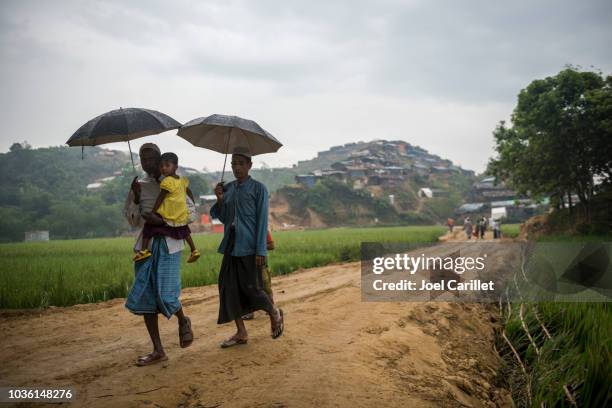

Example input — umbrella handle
[220,152,228,192]
[127,139,137,174]
[219,129,231,189]
[220,152,227,182]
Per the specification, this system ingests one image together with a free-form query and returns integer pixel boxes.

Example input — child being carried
[134,152,200,263]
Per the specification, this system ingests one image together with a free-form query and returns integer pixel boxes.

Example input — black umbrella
[178,114,282,182]
[66,107,181,171]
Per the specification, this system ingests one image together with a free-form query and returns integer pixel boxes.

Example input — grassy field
[500,223,521,238]
[0,225,444,309]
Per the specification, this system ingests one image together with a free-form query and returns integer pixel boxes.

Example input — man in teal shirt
[210,164,269,259]
[211,148,284,347]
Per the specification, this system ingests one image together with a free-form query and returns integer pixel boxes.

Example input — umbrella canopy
[178,114,282,182]
[177,114,282,155]
[66,107,181,147]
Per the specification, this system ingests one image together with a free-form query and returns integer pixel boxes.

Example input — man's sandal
[187,250,201,263]
[179,316,194,348]
[220,336,248,348]
[271,308,284,339]
[136,352,167,366]
[133,249,152,262]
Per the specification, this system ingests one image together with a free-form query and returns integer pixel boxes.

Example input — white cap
[139,143,161,155]
[231,146,252,157]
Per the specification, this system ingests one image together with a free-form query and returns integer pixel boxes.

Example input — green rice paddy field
[0,225,445,309]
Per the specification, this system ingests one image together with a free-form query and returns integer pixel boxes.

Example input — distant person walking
[464,217,473,240]
[447,218,455,233]
[492,219,501,239]
[477,217,486,239]
[211,148,284,348]
[123,143,194,366]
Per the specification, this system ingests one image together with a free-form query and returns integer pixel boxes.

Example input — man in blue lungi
[124,143,194,366]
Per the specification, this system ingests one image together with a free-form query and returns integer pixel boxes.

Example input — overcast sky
[1,0,611,173]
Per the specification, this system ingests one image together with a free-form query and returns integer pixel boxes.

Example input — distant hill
[238,139,475,196]
[266,139,476,228]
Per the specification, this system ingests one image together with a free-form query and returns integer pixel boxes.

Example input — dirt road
[0,237,514,407]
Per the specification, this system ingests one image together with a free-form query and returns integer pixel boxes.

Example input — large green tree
[488,67,612,212]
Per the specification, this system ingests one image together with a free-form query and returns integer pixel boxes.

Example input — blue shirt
[210,176,269,257]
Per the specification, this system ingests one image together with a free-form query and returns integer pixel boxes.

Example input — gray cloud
[1,0,611,173]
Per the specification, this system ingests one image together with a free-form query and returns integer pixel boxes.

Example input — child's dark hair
[160,152,178,165]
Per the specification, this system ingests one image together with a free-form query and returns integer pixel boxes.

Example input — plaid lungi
[125,236,182,319]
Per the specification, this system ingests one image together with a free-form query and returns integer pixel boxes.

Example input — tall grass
[500,302,611,407]
[498,232,612,407]
[0,225,444,309]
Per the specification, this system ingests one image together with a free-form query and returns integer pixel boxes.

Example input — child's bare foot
[133,249,152,262]
[187,250,200,263]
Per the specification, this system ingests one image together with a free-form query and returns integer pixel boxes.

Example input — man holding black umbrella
[211,147,284,347]
[124,143,194,365]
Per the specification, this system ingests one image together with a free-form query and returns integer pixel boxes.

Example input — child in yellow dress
[134,152,201,263]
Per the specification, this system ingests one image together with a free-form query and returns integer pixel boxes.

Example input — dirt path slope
[0,241,513,407]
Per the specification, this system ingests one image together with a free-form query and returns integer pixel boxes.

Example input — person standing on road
[492,219,501,239]
[210,147,284,348]
[123,143,194,366]
[477,217,485,239]
[464,217,473,240]
[447,218,455,233]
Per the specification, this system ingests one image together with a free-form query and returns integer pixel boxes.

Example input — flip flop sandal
[136,353,168,366]
[271,309,284,339]
[220,337,248,348]
[187,250,201,263]
[179,316,194,348]
[133,249,152,262]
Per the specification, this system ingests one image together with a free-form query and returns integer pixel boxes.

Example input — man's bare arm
[130,176,141,204]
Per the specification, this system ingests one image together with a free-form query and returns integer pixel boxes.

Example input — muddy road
[0,234,515,407]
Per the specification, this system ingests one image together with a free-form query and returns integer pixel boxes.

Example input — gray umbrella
[66,107,182,171]
[178,114,282,181]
